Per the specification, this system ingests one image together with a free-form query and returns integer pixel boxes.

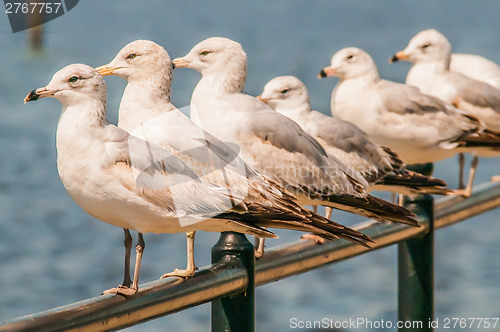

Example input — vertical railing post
[398,163,434,331]
[212,232,255,332]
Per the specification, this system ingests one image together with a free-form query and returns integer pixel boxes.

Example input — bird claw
[254,248,264,260]
[160,268,196,279]
[102,285,138,296]
[453,189,471,198]
[301,234,326,244]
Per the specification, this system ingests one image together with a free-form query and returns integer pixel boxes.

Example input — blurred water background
[0,1,499,331]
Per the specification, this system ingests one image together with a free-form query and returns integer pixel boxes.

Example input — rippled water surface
[1,1,499,331]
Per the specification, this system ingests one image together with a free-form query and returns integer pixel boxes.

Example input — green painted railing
[1,179,500,332]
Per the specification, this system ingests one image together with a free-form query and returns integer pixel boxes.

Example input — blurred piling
[27,1,44,51]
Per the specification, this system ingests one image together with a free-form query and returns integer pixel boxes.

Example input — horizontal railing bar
[0,261,248,332]
[2,181,500,332]
[435,181,500,228]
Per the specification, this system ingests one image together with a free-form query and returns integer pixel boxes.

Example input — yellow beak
[95,65,119,76]
[318,66,337,79]
[256,95,269,103]
[172,58,190,68]
[390,50,409,63]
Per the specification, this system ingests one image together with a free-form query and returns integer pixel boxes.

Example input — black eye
[127,53,138,59]
[200,51,210,56]
[69,76,79,83]
[280,89,289,94]
[422,44,431,49]
[346,54,354,60]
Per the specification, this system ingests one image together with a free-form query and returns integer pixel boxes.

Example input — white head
[319,47,379,81]
[96,40,173,84]
[257,76,311,112]
[25,64,106,108]
[173,37,247,92]
[391,29,452,65]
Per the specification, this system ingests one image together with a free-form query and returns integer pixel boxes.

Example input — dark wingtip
[319,69,327,78]
[389,55,399,63]
[24,89,40,103]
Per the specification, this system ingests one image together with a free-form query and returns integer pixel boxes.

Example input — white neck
[118,78,175,132]
[412,59,449,74]
[274,101,310,117]
[331,75,376,120]
[194,65,246,98]
[56,99,108,157]
[348,71,380,84]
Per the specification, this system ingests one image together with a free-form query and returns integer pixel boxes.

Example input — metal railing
[2,180,500,332]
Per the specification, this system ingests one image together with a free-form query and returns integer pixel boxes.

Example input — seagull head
[319,47,378,81]
[25,64,106,107]
[173,37,248,77]
[390,29,452,64]
[96,40,173,82]
[258,76,310,112]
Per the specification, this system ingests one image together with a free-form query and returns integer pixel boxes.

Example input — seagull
[257,75,451,197]
[25,64,372,295]
[390,29,500,132]
[172,37,419,228]
[390,29,500,187]
[320,47,500,197]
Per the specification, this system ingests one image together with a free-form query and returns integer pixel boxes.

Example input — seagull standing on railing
[391,29,500,186]
[391,29,500,131]
[172,37,419,231]
[320,47,500,197]
[25,64,373,295]
[257,75,452,197]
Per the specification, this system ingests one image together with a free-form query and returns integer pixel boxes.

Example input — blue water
[1,1,499,331]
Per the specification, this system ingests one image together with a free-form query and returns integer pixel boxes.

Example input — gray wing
[104,124,200,189]
[451,72,500,112]
[248,104,328,164]
[378,81,448,115]
[306,111,400,181]
[242,98,367,196]
[374,80,482,148]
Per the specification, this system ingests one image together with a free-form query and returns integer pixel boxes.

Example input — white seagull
[257,75,451,196]
[320,47,500,196]
[172,37,419,227]
[391,29,500,187]
[24,64,373,295]
[391,29,500,132]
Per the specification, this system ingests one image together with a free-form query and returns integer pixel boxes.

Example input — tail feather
[319,193,420,227]
[216,208,373,248]
[217,175,373,247]
[456,128,500,149]
[378,170,452,196]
